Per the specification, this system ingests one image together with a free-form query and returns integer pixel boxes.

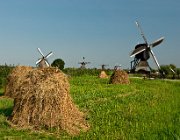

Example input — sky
[0,0,179,69]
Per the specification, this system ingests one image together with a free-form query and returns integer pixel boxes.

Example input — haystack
[5,66,89,135]
[99,71,109,79]
[5,66,33,98]
[109,69,130,84]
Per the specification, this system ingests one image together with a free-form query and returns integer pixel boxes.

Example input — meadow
[0,75,180,139]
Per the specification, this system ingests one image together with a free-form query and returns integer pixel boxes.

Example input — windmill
[78,57,90,69]
[114,64,121,70]
[130,21,164,74]
[100,64,108,70]
[36,48,53,68]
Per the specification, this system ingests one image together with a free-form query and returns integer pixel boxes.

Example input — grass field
[0,76,180,139]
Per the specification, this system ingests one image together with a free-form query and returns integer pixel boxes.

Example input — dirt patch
[5,66,89,135]
[109,70,130,84]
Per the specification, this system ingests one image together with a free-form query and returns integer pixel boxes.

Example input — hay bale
[99,71,109,79]
[109,69,130,84]
[6,66,89,135]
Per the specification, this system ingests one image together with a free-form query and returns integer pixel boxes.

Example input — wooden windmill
[100,64,108,70]
[114,65,121,70]
[78,57,90,69]
[36,48,53,68]
[130,21,164,74]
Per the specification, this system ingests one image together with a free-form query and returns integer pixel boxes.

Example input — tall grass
[0,76,180,139]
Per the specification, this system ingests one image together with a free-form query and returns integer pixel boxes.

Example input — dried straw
[109,69,130,84]
[5,66,89,135]
[98,71,109,79]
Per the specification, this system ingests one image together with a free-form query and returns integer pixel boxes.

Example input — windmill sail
[135,21,148,44]
[130,45,146,57]
[149,49,160,69]
[150,37,164,48]
[37,48,44,57]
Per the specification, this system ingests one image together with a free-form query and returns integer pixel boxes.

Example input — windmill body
[79,62,86,69]
[130,21,164,74]
[37,58,48,68]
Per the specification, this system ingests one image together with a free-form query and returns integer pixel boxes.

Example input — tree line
[0,58,179,88]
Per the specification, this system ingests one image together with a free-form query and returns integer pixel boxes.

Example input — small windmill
[78,57,90,69]
[130,21,164,74]
[114,64,121,70]
[100,64,108,70]
[36,48,53,68]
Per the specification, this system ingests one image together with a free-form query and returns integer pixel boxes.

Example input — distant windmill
[100,64,108,70]
[78,57,90,69]
[36,48,53,68]
[114,65,121,70]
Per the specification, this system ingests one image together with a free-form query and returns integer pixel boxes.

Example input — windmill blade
[149,49,160,69]
[37,48,44,57]
[45,60,50,67]
[150,37,164,48]
[135,21,148,44]
[170,67,175,74]
[130,45,146,57]
[45,51,53,59]
[36,59,42,65]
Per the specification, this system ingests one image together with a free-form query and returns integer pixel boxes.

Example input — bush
[51,58,65,70]
[0,65,14,87]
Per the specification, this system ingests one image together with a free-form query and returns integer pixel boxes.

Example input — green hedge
[0,65,14,88]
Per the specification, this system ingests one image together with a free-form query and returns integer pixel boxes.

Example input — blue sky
[0,0,179,69]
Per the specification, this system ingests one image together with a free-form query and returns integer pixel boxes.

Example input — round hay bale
[99,71,109,79]
[7,66,89,135]
[109,69,130,84]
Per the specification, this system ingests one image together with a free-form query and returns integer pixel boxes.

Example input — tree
[51,58,65,70]
[160,65,169,75]
[160,64,178,79]
[169,64,176,70]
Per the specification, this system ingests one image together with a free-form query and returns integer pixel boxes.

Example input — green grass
[0,76,180,139]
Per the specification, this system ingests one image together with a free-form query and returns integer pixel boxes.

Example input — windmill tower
[78,57,90,69]
[36,48,53,68]
[130,21,164,74]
